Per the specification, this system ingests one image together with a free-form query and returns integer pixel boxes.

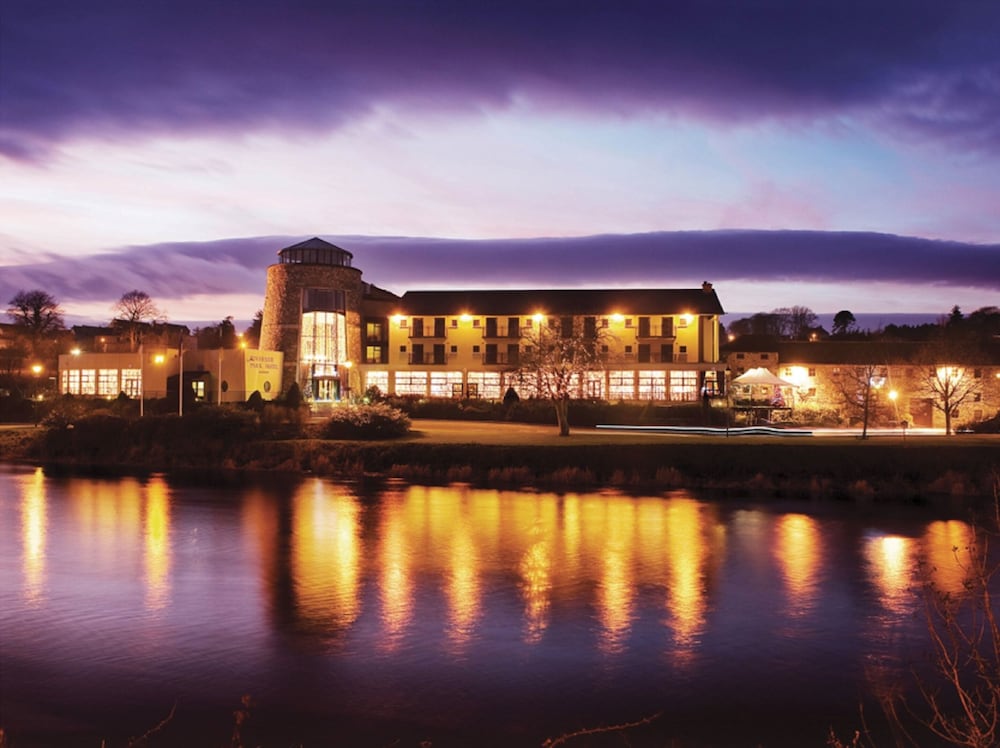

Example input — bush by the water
[320,402,411,440]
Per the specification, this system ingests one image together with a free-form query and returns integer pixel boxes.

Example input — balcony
[408,352,448,365]
[634,326,676,340]
[481,326,521,340]
[483,352,520,366]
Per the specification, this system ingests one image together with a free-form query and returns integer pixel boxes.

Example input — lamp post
[139,343,144,417]
[178,344,185,416]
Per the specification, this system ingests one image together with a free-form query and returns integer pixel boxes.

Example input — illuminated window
[98,369,119,396]
[669,371,698,402]
[301,311,346,365]
[121,369,141,398]
[467,372,501,399]
[395,371,427,396]
[638,371,666,400]
[430,371,462,397]
[365,371,388,394]
[61,369,81,394]
[80,369,97,395]
[583,372,605,398]
[608,370,635,399]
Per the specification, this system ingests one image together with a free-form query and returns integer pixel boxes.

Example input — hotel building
[260,237,727,403]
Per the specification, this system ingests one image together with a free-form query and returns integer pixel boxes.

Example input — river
[0,464,985,747]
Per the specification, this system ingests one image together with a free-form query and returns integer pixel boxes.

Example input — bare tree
[913,334,984,436]
[829,476,1000,748]
[517,316,608,436]
[833,361,889,439]
[112,290,163,352]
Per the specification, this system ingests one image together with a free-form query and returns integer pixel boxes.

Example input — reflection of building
[57,348,283,403]
[261,237,727,402]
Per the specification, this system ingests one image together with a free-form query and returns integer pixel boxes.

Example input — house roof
[396,288,725,316]
[724,338,926,364]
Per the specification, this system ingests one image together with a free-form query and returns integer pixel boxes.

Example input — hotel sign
[245,350,284,398]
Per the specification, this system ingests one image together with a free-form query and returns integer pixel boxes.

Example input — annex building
[260,237,727,403]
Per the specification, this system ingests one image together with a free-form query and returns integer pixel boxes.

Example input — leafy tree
[516,317,608,436]
[7,289,65,338]
[832,310,857,337]
[6,289,65,365]
[245,309,263,349]
[112,290,163,352]
[195,316,237,349]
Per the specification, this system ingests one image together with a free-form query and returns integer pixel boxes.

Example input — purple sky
[2,1,998,326]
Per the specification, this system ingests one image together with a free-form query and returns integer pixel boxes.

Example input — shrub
[320,402,411,440]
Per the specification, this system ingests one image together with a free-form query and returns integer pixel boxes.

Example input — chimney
[702,281,713,293]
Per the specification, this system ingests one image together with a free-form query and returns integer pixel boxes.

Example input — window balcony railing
[483,352,520,366]
[634,327,676,339]
[482,327,521,339]
[408,353,448,365]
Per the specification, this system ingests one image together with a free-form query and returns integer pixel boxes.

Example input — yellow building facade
[260,238,727,403]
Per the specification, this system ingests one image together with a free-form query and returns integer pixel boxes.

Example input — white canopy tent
[730,367,797,422]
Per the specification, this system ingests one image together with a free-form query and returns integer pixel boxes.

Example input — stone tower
[260,237,365,400]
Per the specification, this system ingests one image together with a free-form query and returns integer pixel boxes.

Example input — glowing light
[392,314,405,325]
[532,312,545,323]
[681,313,694,325]
[20,468,47,605]
[153,354,165,364]
[292,480,362,631]
[610,313,625,323]
[31,364,42,375]
[70,348,81,356]
[144,476,171,611]
[865,534,914,617]
[888,389,898,402]
[775,514,820,617]
[459,313,473,322]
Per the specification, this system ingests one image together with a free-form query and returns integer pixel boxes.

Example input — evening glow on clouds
[1,0,998,325]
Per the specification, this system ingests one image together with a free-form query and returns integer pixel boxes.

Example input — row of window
[62,368,141,397]
[366,369,706,402]
[394,315,687,336]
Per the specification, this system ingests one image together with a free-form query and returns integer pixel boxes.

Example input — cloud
[3,1,999,160]
[2,231,996,324]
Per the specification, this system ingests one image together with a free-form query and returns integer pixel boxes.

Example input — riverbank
[2,419,997,504]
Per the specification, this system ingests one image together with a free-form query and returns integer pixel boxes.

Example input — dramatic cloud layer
[2,231,996,326]
[1,1,998,319]
[3,1,999,159]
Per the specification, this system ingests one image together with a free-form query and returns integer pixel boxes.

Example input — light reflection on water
[0,466,986,747]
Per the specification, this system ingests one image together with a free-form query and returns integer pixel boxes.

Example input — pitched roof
[397,288,724,316]
[280,236,350,253]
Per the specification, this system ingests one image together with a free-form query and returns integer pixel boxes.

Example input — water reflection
[663,498,719,658]
[144,476,171,611]
[924,520,976,594]
[291,480,361,633]
[775,514,821,618]
[20,468,47,605]
[379,492,413,650]
[865,534,915,619]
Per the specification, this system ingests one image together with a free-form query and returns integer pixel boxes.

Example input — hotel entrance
[312,376,341,401]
